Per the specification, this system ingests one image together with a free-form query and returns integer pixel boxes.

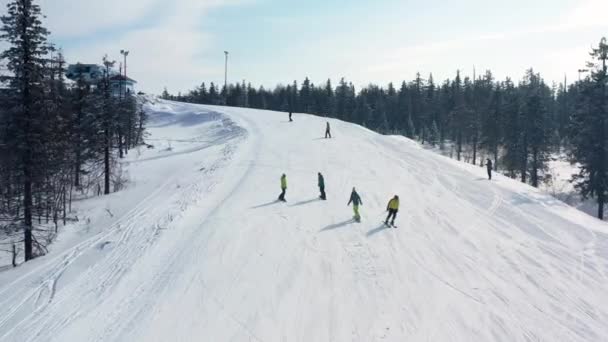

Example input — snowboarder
[486,158,493,180]
[347,187,362,222]
[278,174,287,201]
[325,122,331,139]
[289,111,293,122]
[318,172,326,200]
[385,195,399,227]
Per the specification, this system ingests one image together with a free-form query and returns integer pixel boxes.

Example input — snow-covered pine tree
[570,38,608,219]
[0,0,53,261]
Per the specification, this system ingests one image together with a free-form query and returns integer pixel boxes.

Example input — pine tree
[208,82,219,105]
[335,78,350,120]
[1,0,53,261]
[99,55,116,195]
[501,78,521,178]
[322,79,334,116]
[450,71,468,161]
[161,87,170,100]
[299,77,312,113]
[570,38,608,219]
[481,82,502,169]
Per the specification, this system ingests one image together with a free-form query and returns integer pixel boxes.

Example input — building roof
[109,74,137,83]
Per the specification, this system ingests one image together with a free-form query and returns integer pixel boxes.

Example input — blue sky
[8,0,607,94]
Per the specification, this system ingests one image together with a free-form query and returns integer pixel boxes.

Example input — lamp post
[120,50,129,97]
[224,51,229,93]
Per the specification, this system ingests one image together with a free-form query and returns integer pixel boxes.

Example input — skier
[486,158,493,180]
[289,111,293,122]
[318,172,326,200]
[278,174,287,201]
[325,122,331,139]
[347,187,362,222]
[385,195,399,227]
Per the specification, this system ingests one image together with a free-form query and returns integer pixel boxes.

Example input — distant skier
[278,174,287,201]
[385,195,399,227]
[347,187,362,222]
[289,111,293,122]
[325,122,331,139]
[318,172,326,200]
[486,158,493,180]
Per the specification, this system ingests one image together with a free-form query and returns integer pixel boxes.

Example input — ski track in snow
[0,101,607,341]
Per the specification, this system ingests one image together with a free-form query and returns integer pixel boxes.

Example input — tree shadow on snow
[319,219,355,232]
[250,200,280,209]
[366,224,391,237]
[290,198,320,207]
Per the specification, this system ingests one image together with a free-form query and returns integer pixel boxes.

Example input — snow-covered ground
[1,100,607,341]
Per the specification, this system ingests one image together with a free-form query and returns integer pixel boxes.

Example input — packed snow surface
[1,100,608,342]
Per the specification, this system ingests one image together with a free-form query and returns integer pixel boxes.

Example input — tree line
[165,38,608,220]
[0,0,147,264]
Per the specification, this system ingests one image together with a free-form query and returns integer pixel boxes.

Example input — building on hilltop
[109,74,137,97]
[66,63,137,97]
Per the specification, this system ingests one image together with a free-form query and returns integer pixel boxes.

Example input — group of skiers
[276,114,495,228]
[276,119,400,227]
[278,116,495,227]
[277,174,399,227]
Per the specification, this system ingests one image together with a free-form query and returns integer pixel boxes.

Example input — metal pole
[224,51,229,91]
[120,50,129,97]
[124,53,127,95]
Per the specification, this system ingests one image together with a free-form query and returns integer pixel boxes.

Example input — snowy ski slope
[0,100,607,341]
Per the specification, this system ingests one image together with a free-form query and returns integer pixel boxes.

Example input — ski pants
[385,209,398,224]
[353,205,360,220]
[325,130,331,138]
[278,188,286,201]
[487,168,492,180]
[319,186,326,200]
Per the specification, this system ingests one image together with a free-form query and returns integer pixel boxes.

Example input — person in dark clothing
[278,174,287,201]
[325,122,331,138]
[385,195,399,227]
[347,187,362,222]
[486,158,493,180]
[289,111,293,122]
[318,172,326,200]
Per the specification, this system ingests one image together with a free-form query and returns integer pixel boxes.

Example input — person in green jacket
[278,174,287,202]
[347,187,362,222]
[318,172,326,200]
[385,195,399,227]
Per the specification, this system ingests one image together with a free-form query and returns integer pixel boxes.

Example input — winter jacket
[387,198,399,210]
[486,160,493,170]
[348,191,362,206]
[318,174,325,188]
[281,176,287,189]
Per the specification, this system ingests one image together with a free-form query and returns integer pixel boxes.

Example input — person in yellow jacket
[278,174,287,202]
[385,195,399,227]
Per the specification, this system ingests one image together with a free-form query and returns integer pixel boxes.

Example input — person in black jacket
[347,187,362,222]
[486,158,493,180]
[318,172,326,200]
